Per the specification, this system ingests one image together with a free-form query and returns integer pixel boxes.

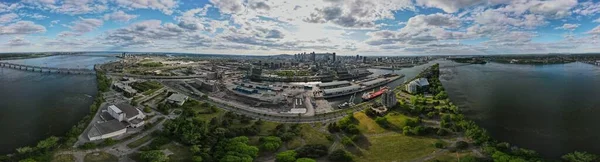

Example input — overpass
[106,73,205,79]
[0,62,96,75]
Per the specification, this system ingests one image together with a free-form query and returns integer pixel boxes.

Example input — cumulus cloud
[0,13,18,24]
[114,0,178,15]
[589,25,600,35]
[0,2,22,13]
[0,21,46,35]
[209,0,246,14]
[6,37,31,46]
[303,0,413,28]
[415,0,485,13]
[66,18,103,35]
[365,13,464,46]
[23,0,108,15]
[104,11,138,22]
[555,23,580,31]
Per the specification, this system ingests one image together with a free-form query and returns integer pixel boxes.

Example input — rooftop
[322,85,361,94]
[88,120,126,138]
[167,93,188,102]
[317,81,350,87]
[115,103,140,119]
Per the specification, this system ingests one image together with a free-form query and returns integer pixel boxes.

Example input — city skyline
[1,0,600,55]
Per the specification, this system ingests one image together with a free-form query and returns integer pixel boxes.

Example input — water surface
[440,61,600,158]
[0,54,118,154]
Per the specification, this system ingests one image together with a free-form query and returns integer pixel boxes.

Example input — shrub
[454,141,468,150]
[296,144,328,158]
[328,149,353,162]
[276,150,297,162]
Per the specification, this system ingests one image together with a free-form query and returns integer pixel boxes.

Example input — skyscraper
[332,52,336,62]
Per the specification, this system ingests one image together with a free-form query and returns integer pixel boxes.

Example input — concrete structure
[317,81,351,89]
[194,79,218,92]
[0,62,96,75]
[381,90,397,108]
[108,105,125,121]
[87,120,127,141]
[405,78,429,94]
[167,93,188,106]
[322,85,361,96]
[112,82,138,97]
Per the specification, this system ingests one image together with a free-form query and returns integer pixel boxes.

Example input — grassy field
[299,124,332,146]
[84,152,118,162]
[385,112,414,129]
[354,112,387,134]
[286,137,304,150]
[127,135,154,148]
[355,134,439,162]
[426,151,474,162]
[257,121,279,136]
[161,142,193,162]
[52,154,75,162]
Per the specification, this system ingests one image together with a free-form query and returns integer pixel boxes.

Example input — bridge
[0,62,96,75]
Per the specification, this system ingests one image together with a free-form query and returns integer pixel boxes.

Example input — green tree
[341,136,353,146]
[276,150,297,162]
[36,136,59,151]
[260,136,283,152]
[329,149,353,162]
[141,150,169,162]
[374,117,389,128]
[192,156,203,162]
[562,151,598,162]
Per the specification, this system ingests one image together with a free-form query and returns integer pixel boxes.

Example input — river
[439,60,600,158]
[0,54,118,154]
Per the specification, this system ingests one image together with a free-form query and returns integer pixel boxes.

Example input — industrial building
[360,78,387,87]
[317,81,351,89]
[87,120,126,141]
[112,82,137,97]
[322,85,361,96]
[167,93,188,106]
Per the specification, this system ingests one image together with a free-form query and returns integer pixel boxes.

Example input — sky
[1,0,600,55]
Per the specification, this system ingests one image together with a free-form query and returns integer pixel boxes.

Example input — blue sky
[1,0,600,55]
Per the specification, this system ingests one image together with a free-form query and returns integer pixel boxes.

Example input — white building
[87,120,127,141]
[167,93,188,106]
[88,103,146,141]
[405,78,429,94]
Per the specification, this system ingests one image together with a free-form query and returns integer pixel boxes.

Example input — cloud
[589,25,600,35]
[209,0,246,14]
[66,18,103,35]
[114,0,178,15]
[49,20,60,27]
[0,21,46,35]
[555,23,580,31]
[303,0,413,28]
[594,17,600,23]
[0,13,18,24]
[365,13,464,46]
[6,37,31,46]
[27,13,48,20]
[104,11,138,22]
[0,2,22,13]
[103,20,206,48]
[23,0,108,15]
[415,0,485,13]
[574,1,600,16]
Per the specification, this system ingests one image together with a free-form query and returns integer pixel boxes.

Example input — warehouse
[322,85,361,96]
[317,81,351,89]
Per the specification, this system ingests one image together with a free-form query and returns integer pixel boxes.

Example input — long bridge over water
[0,62,96,75]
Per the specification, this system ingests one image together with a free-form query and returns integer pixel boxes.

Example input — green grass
[52,154,75,162]
[84,152,118,162]
[286,137,304,150]
[193,110,224,122]
[426,151,474,162]
[355,134,439,162]
[257,121,279,136]
[161,142,193,162]
[385,112,414,129]
[299,124,332,146]
[127,135,154,148]
[354,112,387,134]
